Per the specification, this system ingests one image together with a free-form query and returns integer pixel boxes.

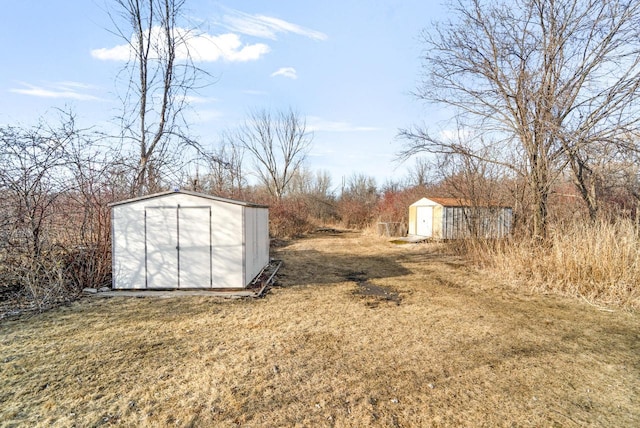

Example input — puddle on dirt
[345,271,401,307]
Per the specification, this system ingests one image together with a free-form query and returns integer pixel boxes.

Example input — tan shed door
[416,206,433,237]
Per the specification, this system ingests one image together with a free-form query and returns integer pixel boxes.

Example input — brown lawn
[1,230,638,427]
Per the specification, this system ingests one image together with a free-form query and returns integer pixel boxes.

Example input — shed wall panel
[258,208,270,267]
[244,208,256,285]
[112,204,146,289]
[210,202,244,288]
[408,206,417,235]
[243,207,270,284]
[407,197,512,240]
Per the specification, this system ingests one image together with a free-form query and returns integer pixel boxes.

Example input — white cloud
[270,67,297,79]
[307,116,381,133]
[91,28,270,63]
[90,44,131,61]
[54,81,97,90]
[188,33,270,62]
[222,9,327,41]
[10,82,101,101]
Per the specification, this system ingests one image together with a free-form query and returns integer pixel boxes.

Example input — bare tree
[107,0,205,195]
[197,132,246,198]
[400,0,640,236]
[235,108,312,200]
[405,156,432,188]
[287,167,337,223]
[311,169,334,202]
[337,173,379,228]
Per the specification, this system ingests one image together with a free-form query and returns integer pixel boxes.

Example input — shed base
[92,289,259,298]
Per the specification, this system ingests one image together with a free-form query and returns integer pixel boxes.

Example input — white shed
[110,190,269,289]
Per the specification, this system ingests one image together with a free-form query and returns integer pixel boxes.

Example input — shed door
[416,206,433,237]
[145,206,212,289]
[178,207,212,288]
[145,207,179,288]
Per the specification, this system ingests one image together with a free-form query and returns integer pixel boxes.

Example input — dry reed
[467,219,640,309]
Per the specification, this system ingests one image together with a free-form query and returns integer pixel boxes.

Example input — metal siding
[243,207,270,285]
[260,208,270,266]
[112,192,248,289]
[407,197,513,240]
[443,206,513,239]
[443,207,462,239]
[244,208,254,285]
[112,203,147,289]
[211,200,244,288]
[111,208,116,289]
[242,205,247,286]
[443,207,451,239]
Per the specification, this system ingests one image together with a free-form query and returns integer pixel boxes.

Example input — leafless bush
[62,244,112,291]
[268,198,315,239]
[0,114,120,312]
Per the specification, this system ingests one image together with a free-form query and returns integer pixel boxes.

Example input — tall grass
[460,219,640,309]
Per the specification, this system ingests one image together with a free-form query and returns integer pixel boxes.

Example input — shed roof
[427,197,473,207]
[109,190,269,208]
[413,196,511,208]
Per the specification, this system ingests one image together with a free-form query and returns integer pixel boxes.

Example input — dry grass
[1,230,639,427]
[465,219,640,310]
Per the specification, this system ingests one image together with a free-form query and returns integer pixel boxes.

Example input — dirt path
[272,231,640,426]
[1,230,638,427]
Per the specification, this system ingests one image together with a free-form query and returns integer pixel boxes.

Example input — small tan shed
[408,197,512,239]
[110,190,269,289]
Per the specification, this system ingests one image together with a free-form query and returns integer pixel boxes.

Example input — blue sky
[0,1,446,186]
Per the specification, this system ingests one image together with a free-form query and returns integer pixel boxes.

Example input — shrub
[269,198,315,239]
